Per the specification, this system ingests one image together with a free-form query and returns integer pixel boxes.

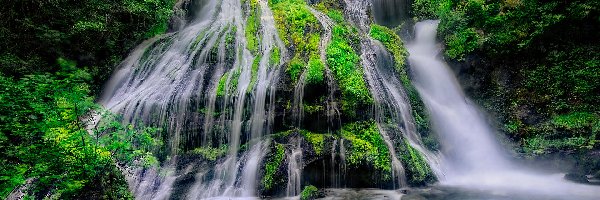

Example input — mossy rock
[300,185,319,200]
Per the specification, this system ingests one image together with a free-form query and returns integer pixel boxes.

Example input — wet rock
[564,173,589,183]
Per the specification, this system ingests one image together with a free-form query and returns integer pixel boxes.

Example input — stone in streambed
[564,173,589,183]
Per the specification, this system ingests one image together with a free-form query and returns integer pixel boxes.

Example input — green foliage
[188,145,228,161]
[0,63,160,198]
[269,0,323,82]
[341,121,391,176]
[216,72,229,97]
[249,55,262,91]
[270,46,281,66]
[225,26,237,61]
[262,143,285,190]
[287,56,306,82]
[216,68,242,97]
[522,47,600,114]
[327,25,372,117]
[400,140,435,185]
[369,24,408,73]
[415,0,599,60]
[327,10,345,24]
[313,0,344,18]
[411,0,441,20]
[0,0,177,87]
[303,104,324,115]
[522,112,599,155]
[270,0,319,49]
[300,130,326,155]
[306,55,325,85]
[300,185,318,200]
[245,0,261,53]
[94,112,163,168]
[444,27,481,60]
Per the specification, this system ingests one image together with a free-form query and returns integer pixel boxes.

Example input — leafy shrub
[0,0,176,87]
[0,62,161,198]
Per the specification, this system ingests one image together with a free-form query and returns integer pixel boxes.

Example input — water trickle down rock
[100,0,288,198]
[343,0,442,188]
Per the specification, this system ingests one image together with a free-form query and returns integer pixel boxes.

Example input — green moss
[522,112,599,155]
[188,145,228,161]
[262,143,285,190]
[269,0,322,82]
[341,120,391,175]
[245,0,261,53]
[190,30,209,51]
[300,185,318,200]
[216,72,229,97]
[314,0,344,19]
[269,46,281,66]
[303,104,324,115]
[306,55,324,85]
[270,0,319,48]
[287,56,306,82]
[552,112,599,130]
[271,129,294,139]
[248,55,262,92]
[400,139,435,185]
[369,24,435,150]
[369,24,409,75]
[230,69,241,93]
[225,26,237,60]
[300,130,326,155]
[327,25,373,117]
[327,10,344,24]
[216,68,242,97]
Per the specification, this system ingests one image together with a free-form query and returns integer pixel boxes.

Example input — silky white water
[100,0,287,198]
[408,20,600,199]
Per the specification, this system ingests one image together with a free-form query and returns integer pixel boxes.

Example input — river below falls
[269,183,599,200]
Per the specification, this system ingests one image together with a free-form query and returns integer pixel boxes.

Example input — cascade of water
[307,7,341,131]
[330,139,338,188]
[239,140,272,197]
[342,0,442,188]
[408,20,600,198]
[339,139,347,187]
[292,71,307,127]
[124,164,179,200]
[371,0,410,27]
[100,0,287,198]
[286,138,303,196]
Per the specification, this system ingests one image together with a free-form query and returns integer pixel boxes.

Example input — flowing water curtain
[342,0,443,188]
[100,0,287,198]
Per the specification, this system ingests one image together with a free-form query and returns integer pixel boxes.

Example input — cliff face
[102,0,439,198]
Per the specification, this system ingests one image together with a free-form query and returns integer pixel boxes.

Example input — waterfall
[100,0,287,198]
[343,0,442,188]
[408,20,510,178]
[307,6,341,132]
[408,20,600,198]
[371,0,410,27]
[286,138,303,196]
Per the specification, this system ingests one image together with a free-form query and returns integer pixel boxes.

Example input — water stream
[407,20,600,200]
[100,0,287,198]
